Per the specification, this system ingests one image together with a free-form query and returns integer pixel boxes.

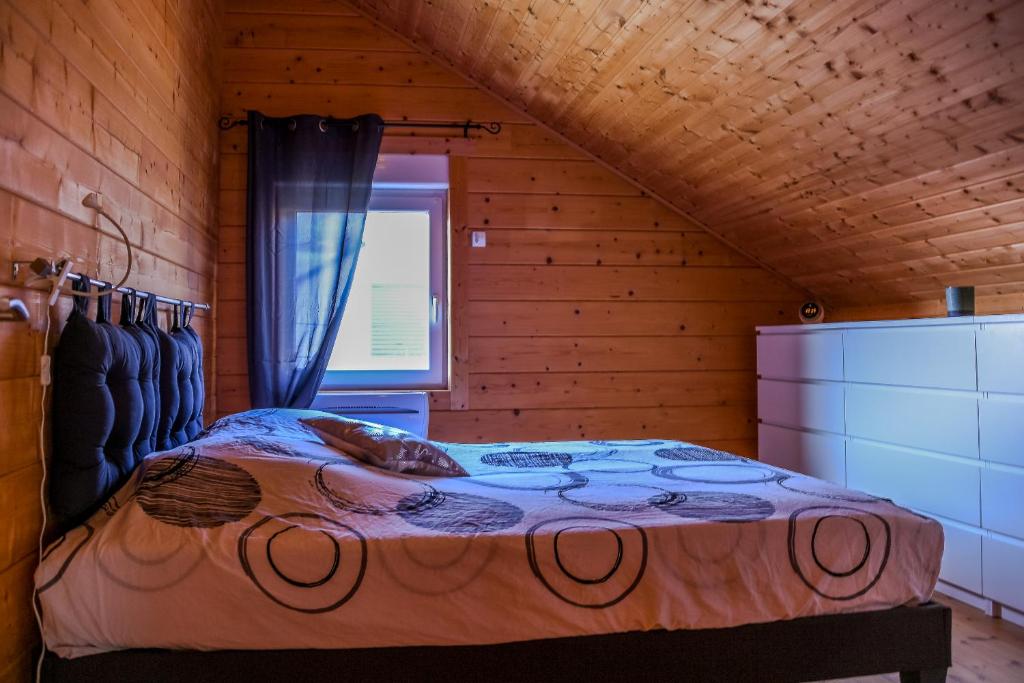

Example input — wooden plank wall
[217,0,803,452]
[0,0,222,679]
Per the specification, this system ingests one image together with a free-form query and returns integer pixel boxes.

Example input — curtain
[246,111,384,408]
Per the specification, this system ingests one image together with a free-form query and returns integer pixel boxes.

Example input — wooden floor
[830,595,1024,683]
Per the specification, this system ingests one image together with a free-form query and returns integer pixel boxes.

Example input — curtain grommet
[319,120,328,132]
[288,119,297,132]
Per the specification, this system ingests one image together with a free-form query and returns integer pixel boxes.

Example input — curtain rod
[217,115,502,138]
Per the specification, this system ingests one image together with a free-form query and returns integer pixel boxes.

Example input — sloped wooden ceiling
[352,0,1024,310]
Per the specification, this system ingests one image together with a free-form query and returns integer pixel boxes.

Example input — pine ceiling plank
[712,95,1024,242]
[712,137,1024,241]
[582,0,870,163]
[636,0,1016,193]
[449,0,506,69]
[766,197,1024,265]
[433,2,473,62]
[543,0,696,124]
[564,0,740,131]
[466,0,534,79]
[654,0,872,127]
[512,0,614,106]
[694,68,1024,229]
[637,0,1021,198]
[353,0,1024,308]
[578,0,804,144]
[506,0,596,102]
[798,234,1024,284]
[490,0,569,99]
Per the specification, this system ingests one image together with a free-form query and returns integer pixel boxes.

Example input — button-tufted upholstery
[52,282,205,526]
[119,292,159,461]
[175,305,205,441]
[52,283,145,525]
[136,295,163,453]
[154,310,182,452]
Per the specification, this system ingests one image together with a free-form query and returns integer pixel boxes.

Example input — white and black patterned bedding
[36,409,943,658]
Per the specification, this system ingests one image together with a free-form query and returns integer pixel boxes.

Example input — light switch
[471,231,487,248]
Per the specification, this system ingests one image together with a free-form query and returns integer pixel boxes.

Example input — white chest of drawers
[757,315,1024,624]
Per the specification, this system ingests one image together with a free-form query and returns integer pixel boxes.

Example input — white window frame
[319,186,449,391]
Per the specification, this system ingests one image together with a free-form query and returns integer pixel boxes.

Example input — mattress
[37,409,943,658]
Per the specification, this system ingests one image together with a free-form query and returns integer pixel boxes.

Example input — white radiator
[309,392,429,437]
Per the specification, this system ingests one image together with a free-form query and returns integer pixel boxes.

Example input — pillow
[300,415,468,477]
[52,281,145,526]
[154,307,182,451]
[118,292,158,461]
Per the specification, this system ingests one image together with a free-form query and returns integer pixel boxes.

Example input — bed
[37,408,951,682]
[36,189,952,683]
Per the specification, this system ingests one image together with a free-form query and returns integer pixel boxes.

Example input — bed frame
[43,600,950,682]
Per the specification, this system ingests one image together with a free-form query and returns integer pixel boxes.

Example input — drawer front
[846,441,981,525]
[980,396,1024,467]
[983,534,1024,613]
[937,521,983,594]
[757,331,843,381]
[758,424,845,486]
[981,467,1024,540]
[846,384,978,458]
[844,327,976,390]
[977,323,1024,393]
[757,380,844,433]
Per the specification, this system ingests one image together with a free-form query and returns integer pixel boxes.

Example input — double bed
[37,408,951,682]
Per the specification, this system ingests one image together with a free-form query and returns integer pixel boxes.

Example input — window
[321,155,449,391]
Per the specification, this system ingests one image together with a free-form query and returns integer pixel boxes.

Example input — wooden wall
[0,0,222,679]
[216,0,803,451]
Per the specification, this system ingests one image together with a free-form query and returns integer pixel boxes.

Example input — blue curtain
[246,111,383,408]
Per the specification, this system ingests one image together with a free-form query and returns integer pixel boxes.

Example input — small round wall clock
[799,301,824,324]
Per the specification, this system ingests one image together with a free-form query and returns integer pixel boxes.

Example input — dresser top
[757,313,1024,334]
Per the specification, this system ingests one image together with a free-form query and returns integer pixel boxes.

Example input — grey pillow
[300,415,468,477]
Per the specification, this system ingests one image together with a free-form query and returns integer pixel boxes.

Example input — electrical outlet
[471,231,486,248]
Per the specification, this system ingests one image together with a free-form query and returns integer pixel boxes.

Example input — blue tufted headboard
[51,280,206,526]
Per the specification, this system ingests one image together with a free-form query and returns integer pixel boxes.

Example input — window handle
[431,294,440,325]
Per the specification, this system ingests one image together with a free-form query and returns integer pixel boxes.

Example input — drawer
[846,440,980,525]
[758,424,845,485]
[983,534,1024,613]
[757,380,844,433]
[980,396,1024,467]
[981,467,1024,540]
[757,331,843,381]
[977,322,1024,393]
[936,521,982,594]
[846,384,978,458]
[844,327,976,390]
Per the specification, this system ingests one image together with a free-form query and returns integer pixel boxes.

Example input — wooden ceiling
[351,0,1024,308]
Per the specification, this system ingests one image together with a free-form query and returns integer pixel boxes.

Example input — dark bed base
[43,601,951,682]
